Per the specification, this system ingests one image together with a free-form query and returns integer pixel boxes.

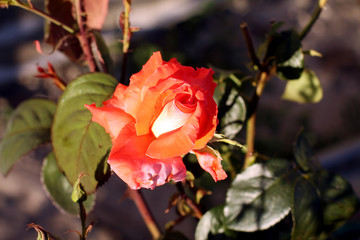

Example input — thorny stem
[119,0,133,83]
[11,0,75,34]
[128,189,162,239]
[79,202,87,240]
[244,71,272,169]
[241,23,275,169]
[299,0,328,40]
[75,0,98,72]
[240,22,261,69]
[176,182,203,219]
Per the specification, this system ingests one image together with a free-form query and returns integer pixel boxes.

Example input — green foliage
[42,152,95,215]
[291,170,359,240]
[293,129,321,172]
[265,29,304,80]
[0,99,56,175]
[224,159,295,232]
[214,78,247,139]
[292,176,324,240]
[195,205,227,240]
[51,73,116,194]
[308,170,360,235]
[282,69,323,103]
[93,30,114,74]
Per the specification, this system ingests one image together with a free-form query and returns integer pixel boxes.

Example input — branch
[75,0,98,72]
[299,0,328,40]
[241,22,261,69]
[11,0,75,34]
[128,189,162,239]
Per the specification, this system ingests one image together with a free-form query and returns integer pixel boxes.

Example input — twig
[75,0,98,72]
[299,0,328,40]
[10,0,75,34]
[241,22,261,69]
[128,189,162,239]
[176,182,203,219]
[79,202,87,240]
[119,0,135,83]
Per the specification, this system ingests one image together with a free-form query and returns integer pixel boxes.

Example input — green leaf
[293,129,321,172]
[224,159,296,232]
[277,48,304,80]
[195,205,226,240]
[215,80,247,139]
[211,133,246,151]
[0,99,56,175]
[282,69,323,103]
[162,231,189,240]
[42,152,95,215]
[71,174,88,203]
[265,29,304,80]
[93,30,114,74]
[309,170,360,235]
[291,176,324,240]
[52,73,116,194]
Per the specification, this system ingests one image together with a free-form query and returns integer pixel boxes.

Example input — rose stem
[299,0,328,41]
[119,0,132,84]
[79,201,87,240]
[10,0,75,34]
[128,188,162,239]
[75,0,98,72]
[240,23,273,169]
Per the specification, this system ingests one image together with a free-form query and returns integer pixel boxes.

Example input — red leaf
[45,0,83,62]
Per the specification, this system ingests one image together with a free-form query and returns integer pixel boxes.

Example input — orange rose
[85,52,227,189]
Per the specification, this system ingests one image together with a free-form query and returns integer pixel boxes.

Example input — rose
[85,52,227,189]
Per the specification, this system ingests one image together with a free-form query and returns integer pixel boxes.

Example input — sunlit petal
[151,100,192,138]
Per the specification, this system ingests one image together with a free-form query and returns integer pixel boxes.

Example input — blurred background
[1,0,360,239]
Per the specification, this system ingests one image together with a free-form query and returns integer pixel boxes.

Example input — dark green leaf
[71,174,88,203]
[265,29,304,80]
[293,129,321,172]
[277,48,304,80]
[291,176,324,240]
[42,152,95,215]
[282,69,323,103]
[309,170,360,234]
[52,73,116,194]
[195,205,226,240]
[224,159,295,232]
[162,231,189,240]
[93,30,114,74]
[215,80,247,139]
[0,99,56,175]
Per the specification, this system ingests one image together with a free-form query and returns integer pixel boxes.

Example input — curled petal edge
[192,145,227,182]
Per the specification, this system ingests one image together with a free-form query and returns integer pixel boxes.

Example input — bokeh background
[1,0,360,239]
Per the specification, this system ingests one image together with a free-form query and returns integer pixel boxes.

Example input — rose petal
[85,103,134,140]
[172,65,216,95]
[125,53,179,119]
[108,124,186,189]
[151,99,192,138]
[146,103,201,159]
[193,145,227,181]
[194,99,218,149]
[108,83,127,109]
[134,78,183,136]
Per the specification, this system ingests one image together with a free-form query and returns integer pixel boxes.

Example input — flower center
[151,96,195,138]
